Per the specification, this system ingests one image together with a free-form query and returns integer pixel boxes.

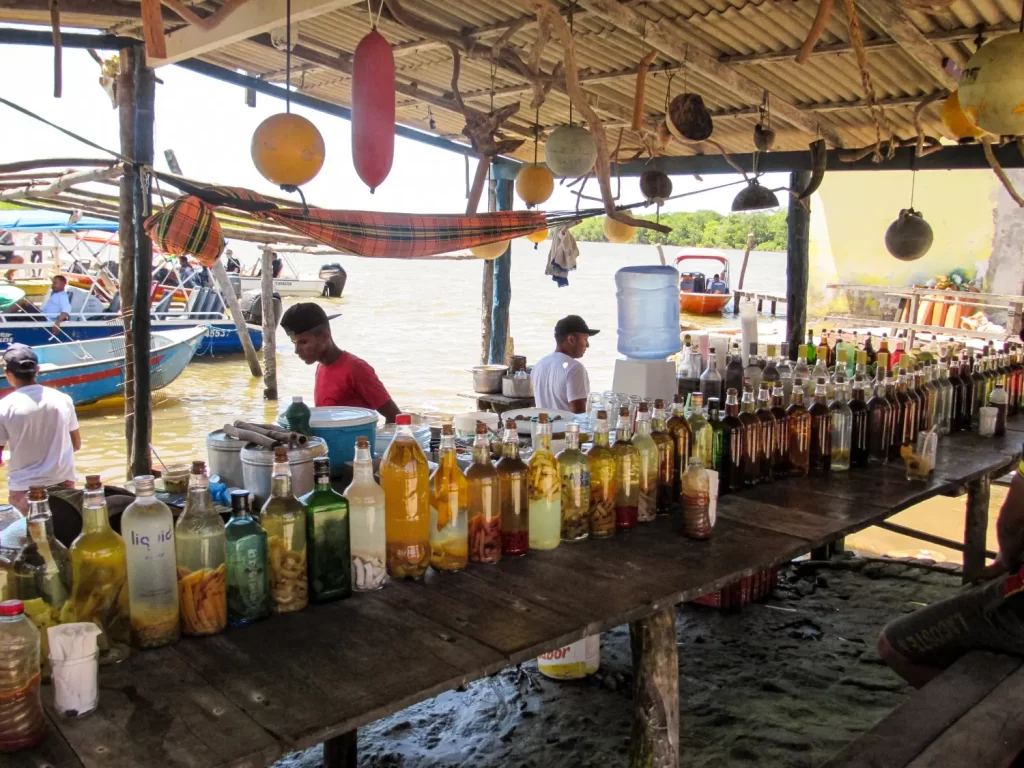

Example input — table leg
[629,607,679,768]
[323,730,357,768]
[963,476,991,584]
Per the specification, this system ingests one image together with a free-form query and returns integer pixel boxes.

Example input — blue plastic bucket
[308,406,378,478]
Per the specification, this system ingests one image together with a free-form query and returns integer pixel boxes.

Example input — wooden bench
[821,650,1024,768]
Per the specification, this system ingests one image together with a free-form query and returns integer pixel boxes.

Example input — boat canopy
[0,210,118,233]
[674,253,730,267]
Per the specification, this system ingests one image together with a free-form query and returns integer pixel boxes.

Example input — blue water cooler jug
[614,265,681,359]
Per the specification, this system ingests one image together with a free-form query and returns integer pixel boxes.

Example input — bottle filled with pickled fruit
[687,393,714,473]
[466,425,501,563]
[558,423,590,542]
[381,414,431,578]
[261,447,309,611]
[754,384,776,483]
[175,461,227,636]
[809,378,832,473]
[587,410,617,538]
[497,419,530,556]
[612,406,640,530]
[650,399,675,517]
[632,403,659,523]
[719,389,745,493]
[66,475,129,663]
[666,395,692,505]
[345,436,388,589]
[527,414,561,550]
[848,376,870,469]
[224,490,270,627]
[680,458,713,540]
[738,386,760,487]
[301,457,353,599]
[122,476,179,648]
[0,600,46,753]
[787,381,811,476]
[829,379,853,471]
[769,385,790,476]
[429,424,470,570]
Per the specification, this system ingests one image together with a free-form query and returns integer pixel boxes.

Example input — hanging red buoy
[351,29,395,193]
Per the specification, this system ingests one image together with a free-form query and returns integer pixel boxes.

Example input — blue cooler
[308,406,379,478]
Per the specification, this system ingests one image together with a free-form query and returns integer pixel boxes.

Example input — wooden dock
[732,289,788,316]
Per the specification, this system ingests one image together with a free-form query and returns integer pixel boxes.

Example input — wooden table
[13,429,1021,768]
[456,391,535,415]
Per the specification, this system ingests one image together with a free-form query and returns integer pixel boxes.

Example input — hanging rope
[285,0,292,113]
[841,0,888,162]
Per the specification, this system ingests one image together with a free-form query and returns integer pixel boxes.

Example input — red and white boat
[675,253,733,315]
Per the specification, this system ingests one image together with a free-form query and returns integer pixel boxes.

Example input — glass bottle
[666,395,692,506]
[848,376,870,469]
[66,475,129,663]
[496,418,530,555]
[829,380,853,472]
[754,383,776,483]
[905,367,923,437]
[778,343,794,404]
[707,397,725,472]
[787,382,811,475]
[806,330,817,364]
[1010,349,1023,416]
[676,338,701,401]
[121,476,179,648]
[725,342,745,395]
[864,332,876,365]
[833,349,849,398]
[809,378,832,474]
[720,388,745,493]
[866,374,892,465]
[612,407,641,530]
[769,384,790,476]
[633,403,659,523]
[687,393,714,473]
[527,414,561,550]
[920,365,938,433]
[345,436,388,586]
[793,345,810,399]
[935,358,954,435]
[699,348,724,411]
[971,355,987,429]
[302,456,354,597]
[175,461,226,636]
[0,600,46,753]
[990,383,1008,437]
[680,458,713,540]
[650,399,675,517]
[224,490,270,627]
[586,410,617,538]
[811,348,832,401]
[429,425,471,569]
[381,413,430,578]
[261,446,309,611]
[744,342,762,393]
[948,359,964,434]
[894,368,918,451]
[738,386,760,487]
[558,423,590,541]
[762,345,780,389]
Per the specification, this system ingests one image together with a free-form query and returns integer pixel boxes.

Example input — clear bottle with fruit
[429,424,470,571]
[344,436,387,589]
[261,446,309,612]
[175,461,227,636]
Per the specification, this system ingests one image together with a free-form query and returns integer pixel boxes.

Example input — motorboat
[675,253,733,315]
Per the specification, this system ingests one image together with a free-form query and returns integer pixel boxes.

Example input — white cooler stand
[611,358,677,403]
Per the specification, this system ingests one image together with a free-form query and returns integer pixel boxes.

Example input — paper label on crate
[707,469,719,526]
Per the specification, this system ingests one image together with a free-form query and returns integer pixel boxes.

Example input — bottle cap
[395,414,412,426]
[191,460,206,475]
[638,402,649,412]
[0,600,24,617]
[229,489,250,509]
[356,436,370,448]
[292,395,303,403]
[596,409,607,420]
[313,456,331,470]
[27,486,46,502]
[134,475,156,494]
[442,423,455,434]
[85,474,102,491]
[619,406,629,416]
[654,398,665,408]
[274,445,289,462]
[537,413,549,424]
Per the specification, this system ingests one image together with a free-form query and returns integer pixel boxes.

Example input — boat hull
[0,320,262,356]
[233,275,327,297]
[679,292,732,315]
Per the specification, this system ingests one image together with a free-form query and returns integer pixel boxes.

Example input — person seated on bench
[878,466,1024,687]
[709,274,729,294]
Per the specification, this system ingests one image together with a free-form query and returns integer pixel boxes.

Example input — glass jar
[430,425,469,571]
[527,414,561,550]
[224,490,270,626]
[466,424,501,564]
[680,458,713,539]
[557,423,590,541]
[301,457,352,601]
[345,436,388,589]
[175,462,227,635]
[382,414,431,579]
[0,600,45,753]
[261,447,309,612]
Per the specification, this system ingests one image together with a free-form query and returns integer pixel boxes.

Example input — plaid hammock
[149,175,593,260]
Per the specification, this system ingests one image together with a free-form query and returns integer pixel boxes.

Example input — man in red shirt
[280,303,401,422]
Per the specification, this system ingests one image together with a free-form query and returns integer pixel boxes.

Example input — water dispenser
[611,265,681,401]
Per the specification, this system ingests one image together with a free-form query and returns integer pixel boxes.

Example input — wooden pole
[479,165,495,364]
[211,259,262,377]
[261,246,278,400]
[118,46,137,480]
[736,231,754,291]
[487,176,513,365]
[963,475,991,583]
[629,607,680,768]
[131,49,155,478]
[322,731,357,768]
[786,171,811,360]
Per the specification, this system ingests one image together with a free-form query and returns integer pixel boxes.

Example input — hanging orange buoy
[251,113,325,188]
[352,29,396,193]
[470,240,510,259]
[526,228,549,244]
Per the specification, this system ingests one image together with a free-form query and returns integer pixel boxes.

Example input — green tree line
[571,208,787,251]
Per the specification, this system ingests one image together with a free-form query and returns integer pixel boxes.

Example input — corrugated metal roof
[2,0,1020,161]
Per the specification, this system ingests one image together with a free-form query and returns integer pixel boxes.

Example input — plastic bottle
[0,600,45,753]
[381,414,431,578]
[283,395,313,436]
[345,436,388,587]
[614,266,681,359]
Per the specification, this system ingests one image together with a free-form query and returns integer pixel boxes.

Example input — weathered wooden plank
[629,608,679,768]
[44,647,279,768]
[717,494,865,543]
[172,593,504,752]
[822,651,1021,768]
[962,476,991,583]
[8,713,85,768]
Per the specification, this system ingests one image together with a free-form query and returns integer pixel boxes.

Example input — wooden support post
[786,171,811,361]
[770,300,777,316]
[963,475,991,584]
[211,260,261,377]
[117,46,137,481]
[131,49,155,479]
[488,176,513,366]
[261,246,278,400]
[322,730,357,768]
[629,607,679,768]
[757,298,763,313]
[732,292,740,315]
[471,157,493,365]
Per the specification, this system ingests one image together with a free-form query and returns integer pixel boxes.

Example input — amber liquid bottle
[650,399,675,516]
[894,368,918,452]
[787,382,811,476]
[848,377,870,469]
[769,384,790,476]
[959,353,975,431]
[738,386,760,487]
[719,389,745,494]
[808,378,832,474]
[665,395,692,507]
[948,360,965,434]
[883,373,900,457]
[754,384,776,483]
[970,354,987,430]
[906,368,923,438]
[866,375,892,465]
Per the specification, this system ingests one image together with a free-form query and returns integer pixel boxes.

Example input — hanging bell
[731,179,779,212]
[753,122,776,152]
[885,208,933,261]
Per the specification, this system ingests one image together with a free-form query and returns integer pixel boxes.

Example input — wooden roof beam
[852,0,958,89]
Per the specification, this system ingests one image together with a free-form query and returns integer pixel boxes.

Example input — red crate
[691,567,778,610]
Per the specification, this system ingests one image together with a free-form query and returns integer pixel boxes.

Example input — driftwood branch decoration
[632,50,658,132]
[981,137,1024,208]
[838,135,942,162]
[449,46,526,157]
[912,91,947,157]
[796,0,834,64]
[49,0,61,98]
[520,0,669,233]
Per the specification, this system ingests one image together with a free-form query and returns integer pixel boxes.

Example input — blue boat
[0,326,208,406]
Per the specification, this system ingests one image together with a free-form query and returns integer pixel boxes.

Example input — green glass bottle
[707,396,725,472]
[300,457,352,602]
[224,490,270,627]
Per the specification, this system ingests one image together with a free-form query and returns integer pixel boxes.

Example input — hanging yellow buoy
[515,164,555,207]
[526,228,549,244]
[470,240,510,259]
[958,32,1024,137]
[940,90,986,140]
[603,216,636,244]
[251,113,326,187]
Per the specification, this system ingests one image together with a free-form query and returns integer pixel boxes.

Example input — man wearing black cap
[531,315,599,414]
[280,302,401,422]
[0,344,81,514]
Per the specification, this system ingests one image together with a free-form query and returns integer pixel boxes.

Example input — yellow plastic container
[537,635,600,680]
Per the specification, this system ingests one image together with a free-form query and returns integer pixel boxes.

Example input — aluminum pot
[241,437,328,509]
[472,365,508,394]
[502,375,534,398]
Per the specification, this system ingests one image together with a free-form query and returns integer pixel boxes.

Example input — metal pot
[502,374,534,398]
[241,437,327,509]
[472,365,508,394]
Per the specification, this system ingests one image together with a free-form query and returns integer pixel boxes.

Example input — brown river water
[0,242,995,563]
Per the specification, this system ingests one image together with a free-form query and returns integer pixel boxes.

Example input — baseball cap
[554,315,600,337]
[2,344,38,376]
[280,303,341,336]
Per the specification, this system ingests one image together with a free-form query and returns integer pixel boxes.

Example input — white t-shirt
[531,351,590,411]
[0,384,79,491]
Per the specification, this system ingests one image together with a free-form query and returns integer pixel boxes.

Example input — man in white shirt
[0,344,80,514]
[41,275,72,332]
[531,315,599,414]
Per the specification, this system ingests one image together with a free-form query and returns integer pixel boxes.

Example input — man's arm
[565,364,590,414]
[70,429,81,452]
[377,399,401,423]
